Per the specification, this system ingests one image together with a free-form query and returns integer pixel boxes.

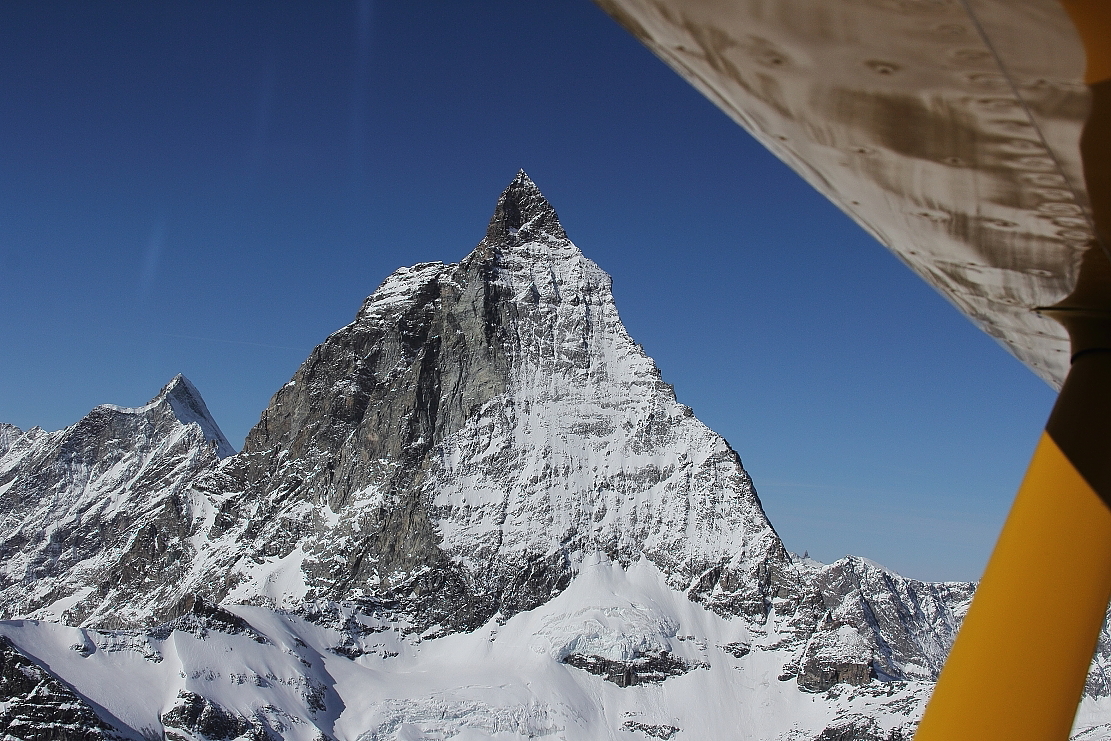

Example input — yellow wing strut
[915,383,1111,739]
[916,3,1111,738]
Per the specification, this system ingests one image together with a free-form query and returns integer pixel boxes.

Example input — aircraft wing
[597,0,1096,387]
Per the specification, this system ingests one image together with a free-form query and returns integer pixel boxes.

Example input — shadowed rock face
[161,691,272,741]
[216,217,523,629]
[0,637,120,741]
[563,650,707,687]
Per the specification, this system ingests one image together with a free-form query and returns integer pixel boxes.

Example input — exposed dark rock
[796,617,877,692]
[299,602,394,657]
[563,651,707,687]
[813,714,914,741]
[161,691,273,741]
[772,556,974,686]
[622,721,681,739]
[497,549,574,617]
[798,661,876,693]
[148,594,269,643]
[0,636,121,741]
[720,642,751,658]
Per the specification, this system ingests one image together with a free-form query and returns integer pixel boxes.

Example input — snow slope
[0,557,936,741]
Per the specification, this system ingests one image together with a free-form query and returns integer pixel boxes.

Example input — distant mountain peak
[158,374,236,458]
[483,170,568,244]
[88,374,234,458]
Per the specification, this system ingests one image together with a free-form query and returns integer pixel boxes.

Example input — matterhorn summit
[196,168,790,631]
[2,173,1111,741]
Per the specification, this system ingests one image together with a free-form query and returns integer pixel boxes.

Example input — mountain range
[3,172,1111,741]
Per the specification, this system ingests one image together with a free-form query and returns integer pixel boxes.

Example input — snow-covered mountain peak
[11,175,1111,741]
[159,374,236,458]
[97,373,234,459]
[0,423,21,458]
[0,375,235,625]
[467,173,607,343]
[353,174,583,331]
[180,170,792,632]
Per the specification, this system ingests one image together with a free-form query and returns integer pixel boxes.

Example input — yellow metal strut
[916,2,1111,738]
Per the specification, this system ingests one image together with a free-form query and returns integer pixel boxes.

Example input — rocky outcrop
[563,650,707,686]
[0,636,120,741]
[812,715,915,741]
[0,423,22,458]
[621,722,680,739]
[772,556,973,685]
[148,594,271,644]
[798,653,876,694]
[161,691,274,741]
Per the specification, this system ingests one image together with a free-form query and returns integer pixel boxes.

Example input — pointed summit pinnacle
[158,374,236,458]
[483,170,567,244]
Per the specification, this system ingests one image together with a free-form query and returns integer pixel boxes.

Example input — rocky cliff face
[0,636,121,741]
[196,170,791,633]
[0,423,21,459]
[782,556,974,691]
[1,172,1108,741]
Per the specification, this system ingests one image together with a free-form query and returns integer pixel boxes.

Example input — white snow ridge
[3,171,1111,741]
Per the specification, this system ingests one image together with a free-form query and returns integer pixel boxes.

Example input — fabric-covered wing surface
[597,0,1096,387]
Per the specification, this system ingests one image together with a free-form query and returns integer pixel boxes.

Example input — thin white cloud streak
[348,0,374,189]
[138,216,165,299]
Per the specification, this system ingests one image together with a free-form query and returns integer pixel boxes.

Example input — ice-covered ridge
[99,374,235,458]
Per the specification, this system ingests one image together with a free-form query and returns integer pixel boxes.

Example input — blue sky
[0,1,1056,582]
